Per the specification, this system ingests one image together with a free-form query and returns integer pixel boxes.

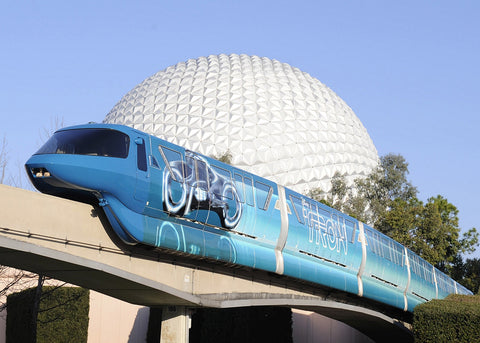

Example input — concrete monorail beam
[0,185,412,342]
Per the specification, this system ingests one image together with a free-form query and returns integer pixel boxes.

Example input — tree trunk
[31,274,44,341]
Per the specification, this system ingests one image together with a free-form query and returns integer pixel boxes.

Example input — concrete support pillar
[160,306,190,343]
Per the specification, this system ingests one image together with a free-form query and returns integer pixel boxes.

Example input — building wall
[292,309,374,343]
[87,291,149,343]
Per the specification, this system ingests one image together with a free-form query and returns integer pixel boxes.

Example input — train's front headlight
[31,167,51,178]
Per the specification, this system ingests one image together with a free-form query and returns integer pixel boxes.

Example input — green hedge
[413,294,480,342]
[6,286,89,343]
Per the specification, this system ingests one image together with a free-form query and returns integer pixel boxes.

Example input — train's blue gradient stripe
[24,123,473,314]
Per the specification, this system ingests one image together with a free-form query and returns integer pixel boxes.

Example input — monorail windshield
[35,129,130,158]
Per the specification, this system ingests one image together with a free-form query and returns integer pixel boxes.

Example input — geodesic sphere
[104,54,378,194]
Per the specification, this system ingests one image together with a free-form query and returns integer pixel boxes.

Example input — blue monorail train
[25,123,471,312]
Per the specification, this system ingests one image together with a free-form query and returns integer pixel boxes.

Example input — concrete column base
[160,306,191,343]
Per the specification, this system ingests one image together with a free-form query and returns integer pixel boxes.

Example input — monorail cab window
[35,129,130,158]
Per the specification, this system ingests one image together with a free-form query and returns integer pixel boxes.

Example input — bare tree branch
[38,115,64,145]
[0,135,8,185]
[0,268,39,312]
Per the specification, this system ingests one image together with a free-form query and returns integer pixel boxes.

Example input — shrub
[6,286,89,343]
[413,294,480,342]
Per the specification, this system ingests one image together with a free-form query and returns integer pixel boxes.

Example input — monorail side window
[158,146,184,182]
[385,239,393,262]
[371,234,379,256]
[150,155,160,168]
[378,235,387,260]
[387,241,394,263]
[234,173,245,203]
[211,165,233,200]
[410,255,421,277]
[424,266,434,284]
[255,181,272,210]
[391,243,404,266]
[288,195,304,224]
[437,272,453,293]
[196,159,209,191]
[185,155,196,187]
[364,228,378,255]
[244,176,255,207]
[345,219,356,243]
[318,206,330,218]
[420,259,430,282]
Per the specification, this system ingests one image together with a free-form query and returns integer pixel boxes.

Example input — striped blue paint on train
[25,123,471,312]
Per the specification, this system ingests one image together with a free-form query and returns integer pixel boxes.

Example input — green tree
[380,197,421,250]
[309,154,416,225]
[375,193,477,271]
[354,153,417,226]
[308,153,479,273]
[306,172,350,212]
[211,150,233,165]
[451,257,480,293]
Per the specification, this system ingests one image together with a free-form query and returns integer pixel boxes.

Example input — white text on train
[303,200,348,255]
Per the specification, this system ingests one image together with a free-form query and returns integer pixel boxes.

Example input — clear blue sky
[1,1,479,257]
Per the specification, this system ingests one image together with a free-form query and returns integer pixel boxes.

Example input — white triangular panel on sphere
[104,54,379,194]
